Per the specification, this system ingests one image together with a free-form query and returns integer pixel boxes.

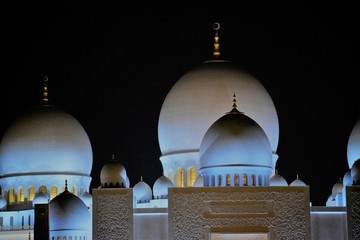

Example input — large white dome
[199,109,272,175]
[158,60,279,176]
[347,118,360,168]
[0,105,93,176]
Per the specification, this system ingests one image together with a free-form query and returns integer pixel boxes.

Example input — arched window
[211,175,216,186]
[226,174,231,186]
[234,174,240,186]
[50,186,58,200]
[28,186,35,201]
[167,170,174,184]
[242,174,248,186]
[258,175,263,186]
[18,187,25,202]
[0,217,3,228]
[176,168,184,187]
[72,186,77,196]
[8,188,16,204]
[218,175,222,186]
[39,186,47,194]
[21,215,24,229]
[10,216,14,229]
[251,175,256,186]
[28,215,31,227]
[187,167,197,187]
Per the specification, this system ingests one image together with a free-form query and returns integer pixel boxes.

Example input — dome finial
[226,92,243,115]
[28,232,31,240]
[65,179,68,191]
[140,176,143,182]
[42,75,49,104]
[213,22,221,58]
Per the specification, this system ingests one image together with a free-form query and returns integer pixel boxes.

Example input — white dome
[290,179,306,186]
[192,175,204,187]
[199,109,272,172]
[290,176,307,186]
[0,105,92,176]
[50,189,91,232]
[331,180,343,195]
[347,118,360,168]
[0,195,7,209]
[100,160,128,187]
[133,179,152,203]
[269,173,288,186]
[153,175,173,198]
[158,61,279,174]
[32,191,49,206]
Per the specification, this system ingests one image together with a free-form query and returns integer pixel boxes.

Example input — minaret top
[42,75,49,104]
[213,22,221,58]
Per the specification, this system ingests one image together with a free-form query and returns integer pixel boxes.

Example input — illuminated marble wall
[168,187,311,240]
[92,188,133,240]
[346,185,360,240]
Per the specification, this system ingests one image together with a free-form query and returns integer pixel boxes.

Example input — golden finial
[213,22,221,58]
[28,232,31,240]
[42,76,49,104]
[226,92,243,114]
[232,92,237,108]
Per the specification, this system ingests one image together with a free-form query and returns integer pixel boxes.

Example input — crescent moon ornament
[213,22,220,31]
[43,75,48,83]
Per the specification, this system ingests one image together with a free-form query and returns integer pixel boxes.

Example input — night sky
[0,3,357,206]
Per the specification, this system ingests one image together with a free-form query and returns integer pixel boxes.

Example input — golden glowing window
[72,186,77,196]
[17,187,24,203]
[28,186,35,201]
[176,168,184,187]
[50,186,58,200]
[226,174,231,186]
[8,188,15,204]
[168,171,174,184]
[234,174,240,186]
[187,167,196,187]
[243,174,248,186]
[39,186,47,194]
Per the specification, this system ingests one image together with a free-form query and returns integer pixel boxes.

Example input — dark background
[0,2,357,206]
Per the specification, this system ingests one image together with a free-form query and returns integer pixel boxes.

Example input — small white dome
[269,172,288,186]
[50,189,91,232]
[153,175,173,199]
[100,158,128,188]
[0,195,7,209]
[133,178,152,203]
[32,191,49,206]
[331,180,343,195]
[192,175,204,187]
[200,109,272,172]
[347,118,360,168]
[79,191,92,207]
[290,176,307,186]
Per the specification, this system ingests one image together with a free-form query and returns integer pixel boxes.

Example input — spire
[213,22,221,58]
[226,92,243,114]
[140,176,143,182]
[42,75,49,104]
[65,179,68,191]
